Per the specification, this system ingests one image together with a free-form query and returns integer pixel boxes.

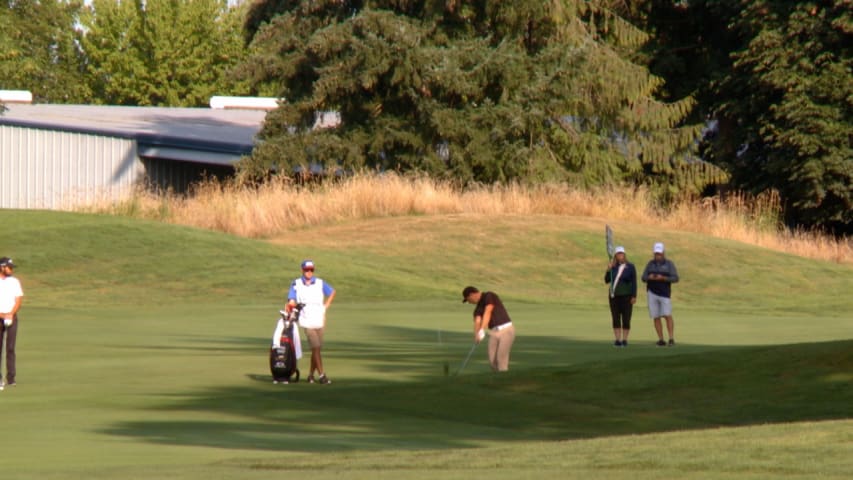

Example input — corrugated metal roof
[0,104,268,165]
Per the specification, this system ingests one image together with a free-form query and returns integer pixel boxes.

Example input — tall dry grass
[83,173,851,264]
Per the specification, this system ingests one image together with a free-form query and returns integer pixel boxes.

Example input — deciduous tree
[0,0,90,103]
[81,0,249,106]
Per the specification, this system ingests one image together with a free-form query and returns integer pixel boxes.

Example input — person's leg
[312,348,323,375]
[488,333,499,371]
[665,315,675,343]
[620,297,632,343]
[313,328,325,375]
[304,328,322,379]
[660,297,674,344]
[5,317,16,383]
[495,327,515,371]
[649,292,665,343]
[609,296,622,343]
[0,325,5,383]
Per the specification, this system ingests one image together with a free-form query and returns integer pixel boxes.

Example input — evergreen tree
[624,1,851,232]
[708,0,852,232]
[237,0,725,196]
[81,0,249,106]
[0,0,90,103]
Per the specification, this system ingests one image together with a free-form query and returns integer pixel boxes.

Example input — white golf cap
[653,242,665,253]
[614,246,625,254]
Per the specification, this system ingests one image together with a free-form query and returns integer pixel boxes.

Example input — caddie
[285,260,335,384]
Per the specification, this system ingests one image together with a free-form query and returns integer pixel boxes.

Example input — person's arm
[604,266,613,284]
[11,296,21,317]
[641,263,650,283]
[476,303,494,342]
[324,289,336,309]
[629,264,638,298]
[3,296,22,322]
[667,261,679,283]
[285,281,297,312]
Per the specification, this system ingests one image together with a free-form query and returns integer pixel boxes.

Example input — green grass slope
[0,210,851,479]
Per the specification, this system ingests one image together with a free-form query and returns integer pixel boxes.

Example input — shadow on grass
[99,326,853,453]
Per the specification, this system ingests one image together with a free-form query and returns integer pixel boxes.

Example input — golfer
[0,257,23,389]
[285,260,335,384]
[604,246,637,347]
[641,243,679,346]
[461,286,515,372]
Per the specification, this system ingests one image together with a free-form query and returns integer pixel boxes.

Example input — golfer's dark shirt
[474,292,511,329]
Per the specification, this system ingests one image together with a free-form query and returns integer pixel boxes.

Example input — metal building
[0,104,268,210]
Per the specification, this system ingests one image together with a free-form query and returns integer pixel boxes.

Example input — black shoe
[318,374,331,385]
[307,375,316,384]
[621,340,628,347]
[656,340,666,347]
[614,340,622,347]
[668,339,675,346]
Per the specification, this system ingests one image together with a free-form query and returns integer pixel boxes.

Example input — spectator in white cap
[641,243,679,346]
[604,246,637,347]
[285,260,336,384]
[0,257,23,389]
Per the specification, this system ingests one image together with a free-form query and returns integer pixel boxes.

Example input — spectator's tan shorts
[304,327,324,348]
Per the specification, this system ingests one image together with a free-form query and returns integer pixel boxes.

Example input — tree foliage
[0,0,90,103]
[623,1,852,232]
[707,0,852,231]
[80,0,249,106]
[237,0,725,196]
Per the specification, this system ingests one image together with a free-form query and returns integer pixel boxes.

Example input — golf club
[455,342,479,376]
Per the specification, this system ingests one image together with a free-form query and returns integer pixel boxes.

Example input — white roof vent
[209,96,279,111]
[0,90,33,104]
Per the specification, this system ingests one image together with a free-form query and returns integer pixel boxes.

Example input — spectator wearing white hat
[0,257,23,389]
[641,243,679,346]
[604,246,637,347]
[285,260,336,384]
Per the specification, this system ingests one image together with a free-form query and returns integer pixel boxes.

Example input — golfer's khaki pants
[488,325,515,372]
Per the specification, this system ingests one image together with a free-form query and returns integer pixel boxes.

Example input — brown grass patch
[80,173,852,264]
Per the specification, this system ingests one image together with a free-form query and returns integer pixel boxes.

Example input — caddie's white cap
[653,242,665,253]
[614,246,625,254]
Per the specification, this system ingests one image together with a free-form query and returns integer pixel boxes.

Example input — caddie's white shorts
[647,291,673,318]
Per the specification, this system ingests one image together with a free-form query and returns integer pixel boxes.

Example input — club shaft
[456,342,478,375]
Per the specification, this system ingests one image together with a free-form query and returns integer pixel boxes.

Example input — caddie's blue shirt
[288,276,334,300]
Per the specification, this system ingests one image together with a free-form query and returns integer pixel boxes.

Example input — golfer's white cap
[653,242,665,253]
[614,246,625,254]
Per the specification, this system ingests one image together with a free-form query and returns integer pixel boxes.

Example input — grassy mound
[0,210,850,479]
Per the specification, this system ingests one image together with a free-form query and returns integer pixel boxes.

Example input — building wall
[141,157,234,194]
[0,125,143,209]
